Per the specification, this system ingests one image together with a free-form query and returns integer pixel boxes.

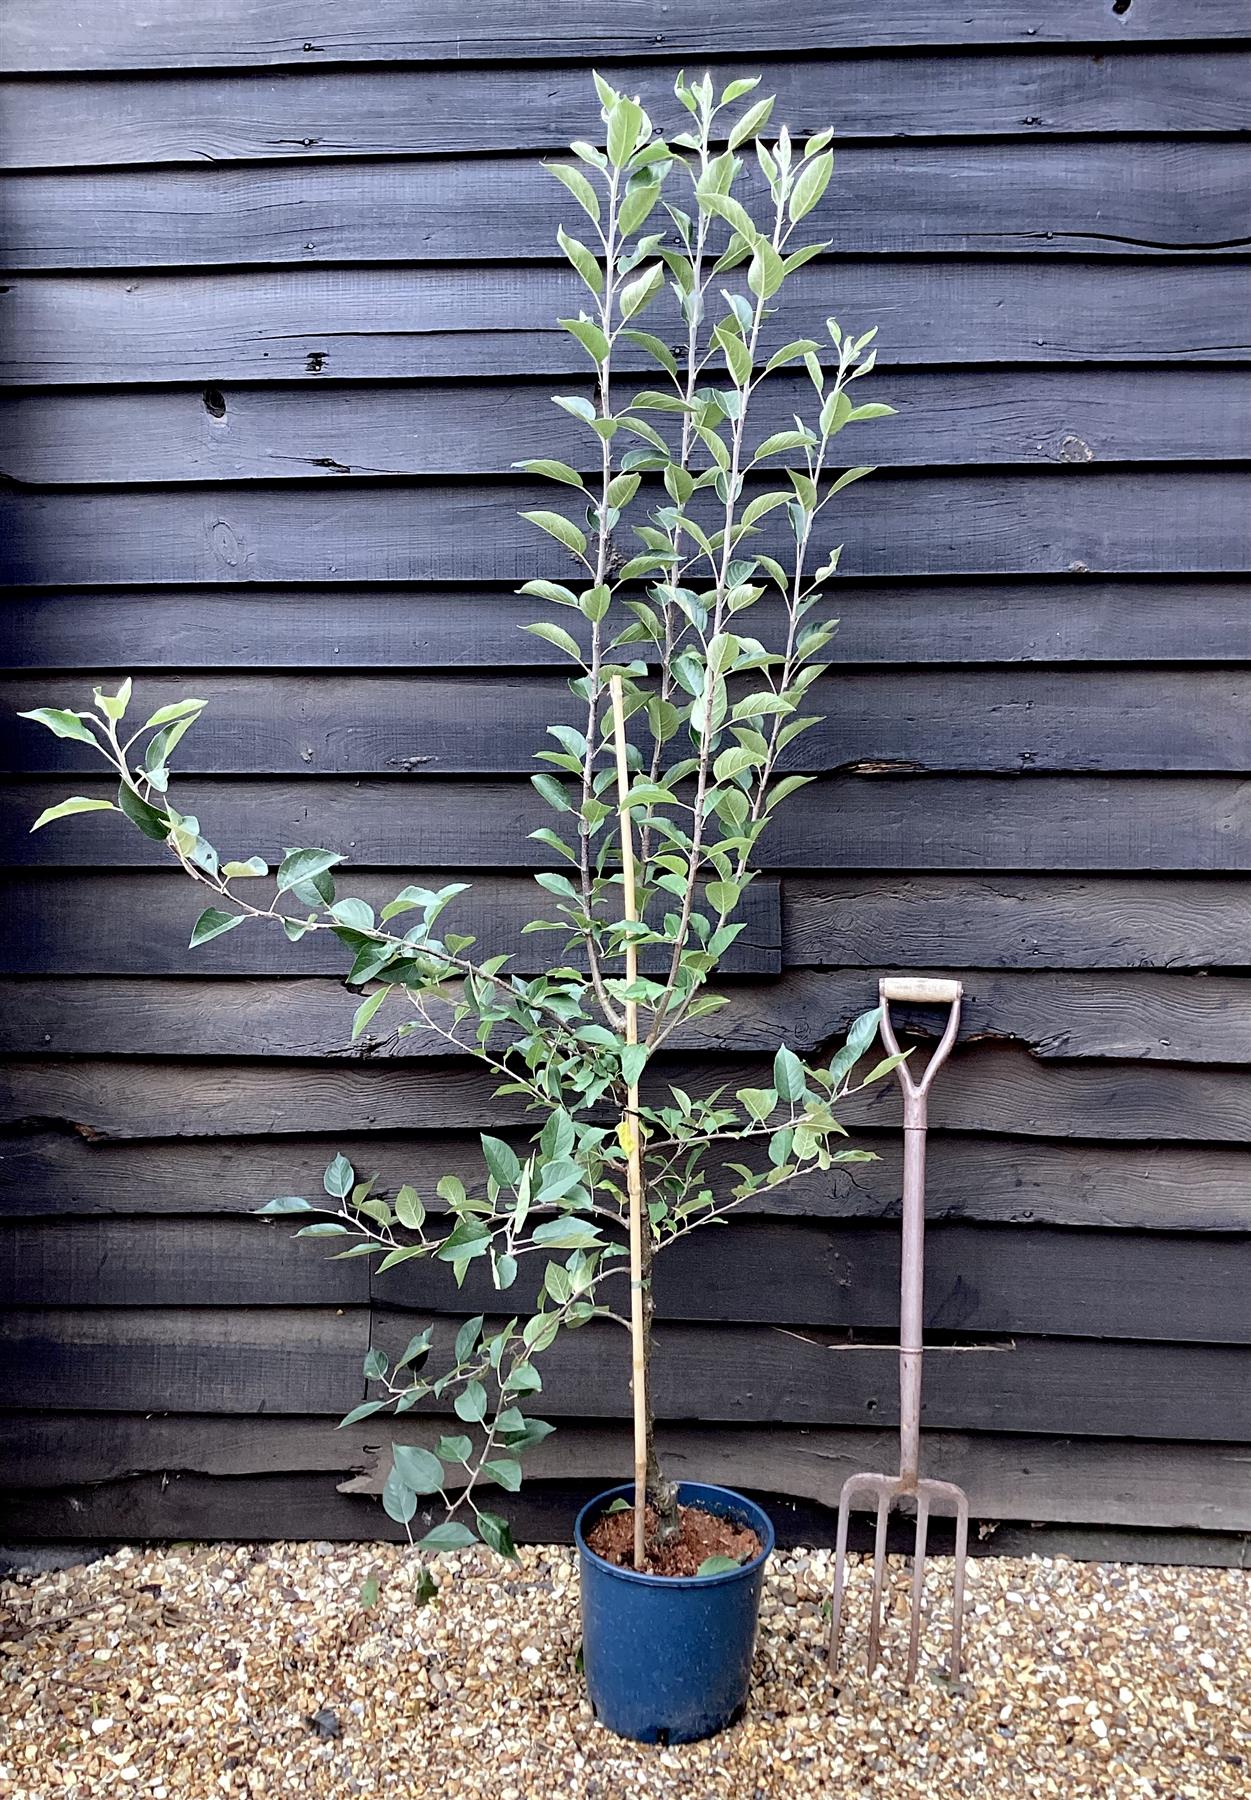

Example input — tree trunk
[639,1203,681,1540]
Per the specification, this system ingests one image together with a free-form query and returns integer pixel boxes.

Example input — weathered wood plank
[6,144,1249,270]
[4,581,1249,670]
[0,870,780,977]
[5,1128,1247,1232]
[368,1318,1251,1441]
[4,263,1248,386]
[4,1474,1248,1555]
[5,3,1242,73]
[5,471,1250,587]
[4,53,1249,169]
[783,874,1251,970]
[0,1307,366,1412]
[10,870,1238,976]
[3,1307,1246,1438]
[0,1218,366,1307]
[8,668,1247,778]
[5,1216,1245,1343]
[4,971,1246,1065]
[5,775,1245,872]
[7,368,1251,485]
[1,1046,1245,1142]
[4,1414,1247,1533]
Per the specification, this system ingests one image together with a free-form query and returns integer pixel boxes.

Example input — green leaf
[418,1521,477,1551]
[620,1043,648,1088]
[620,263,663,321]
[481,1135,522,1190]
[188,906,244,948]
[323,1154,354,1200]
[520,510,589,557]
[255,1194,313,1215]
[359,1576,380,1607]
[827,465,875,498]
[557,227,603,296]
[860,1050,911,1086]
[789,150,834,223]
[763,339,822,376]
[17,707,97,744]
[532,1218,602,1250]
[546,161,600,223]
[338,1400,387,1429]
[381,1466,417,1524]
[142,697,206,729]
[828,1004,884,1086]
[483,1457,523,1493]
[395,1184,425,1232]
[222,856,268,879]
[696,1554,744,1577]
[454,1314,484,1364]
[559,313,610,362]
[519,579,581,608]
[513,458,585,488]
[729,95,775,150]
[276,847,343,896]
[30,795,117,833]
[454,1380,488,1423]
[773,1044,807,1104]
[93,678,132,722]
[437,1434,472,1463]
[476,1511,519,1560]
[392,1444,446,1495]
[363,1347,389,1379]
[532,772,572,813]
[351,985,391,1041]
[748,239,785,300]
[606,95,644,168]
[117,782,170,841]
[524,621,584,661]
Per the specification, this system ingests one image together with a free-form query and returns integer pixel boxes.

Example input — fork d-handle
[879,977,962,1486]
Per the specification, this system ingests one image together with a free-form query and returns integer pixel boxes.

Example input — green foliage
[18,69,895,1565]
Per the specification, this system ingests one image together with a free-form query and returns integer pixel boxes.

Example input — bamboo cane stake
[608,673,649,1572]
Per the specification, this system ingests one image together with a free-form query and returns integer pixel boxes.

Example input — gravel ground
[0,1540,1246,1798]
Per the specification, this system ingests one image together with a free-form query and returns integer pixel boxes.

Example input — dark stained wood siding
[1,1,1249,1549]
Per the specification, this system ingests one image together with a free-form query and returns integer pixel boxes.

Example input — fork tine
[905,1492,930,1684]
[827,1480,855,1673]
[866,1492,891,1672]
[949,1490,970,1680]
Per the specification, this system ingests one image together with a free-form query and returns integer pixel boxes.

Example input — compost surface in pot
[585,1501,762,1576]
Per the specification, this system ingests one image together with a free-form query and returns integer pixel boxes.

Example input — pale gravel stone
[0,1540,1246,1798]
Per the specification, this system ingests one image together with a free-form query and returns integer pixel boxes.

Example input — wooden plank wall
[1,1,1249,1551]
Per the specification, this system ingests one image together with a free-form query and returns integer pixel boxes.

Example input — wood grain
[8,369,1248,484]
[4,53,1249,168]
[5,1214,1246,1343]
[5,1127,1247,1231]
[5,144,1249,271]
[0,1306,366,1412]
[4,263,1248,385]
[4,1413,1247,1532]
[8,668,1248,777]
[2,1045,1245,1142]
[5,581,1249,671]
[5,774,1244,872]
[5,471,1250,587]
[4,2,1241,73]
[4,970,1245,1064]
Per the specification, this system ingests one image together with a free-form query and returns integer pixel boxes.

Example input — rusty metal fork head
[827,1471,969,1683]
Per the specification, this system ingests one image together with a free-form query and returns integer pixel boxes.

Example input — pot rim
[574,1480,776,1590]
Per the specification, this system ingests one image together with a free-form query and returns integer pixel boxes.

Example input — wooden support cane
[608,674,649,1571]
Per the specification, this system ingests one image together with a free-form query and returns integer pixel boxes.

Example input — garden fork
[827,976,969,1684]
